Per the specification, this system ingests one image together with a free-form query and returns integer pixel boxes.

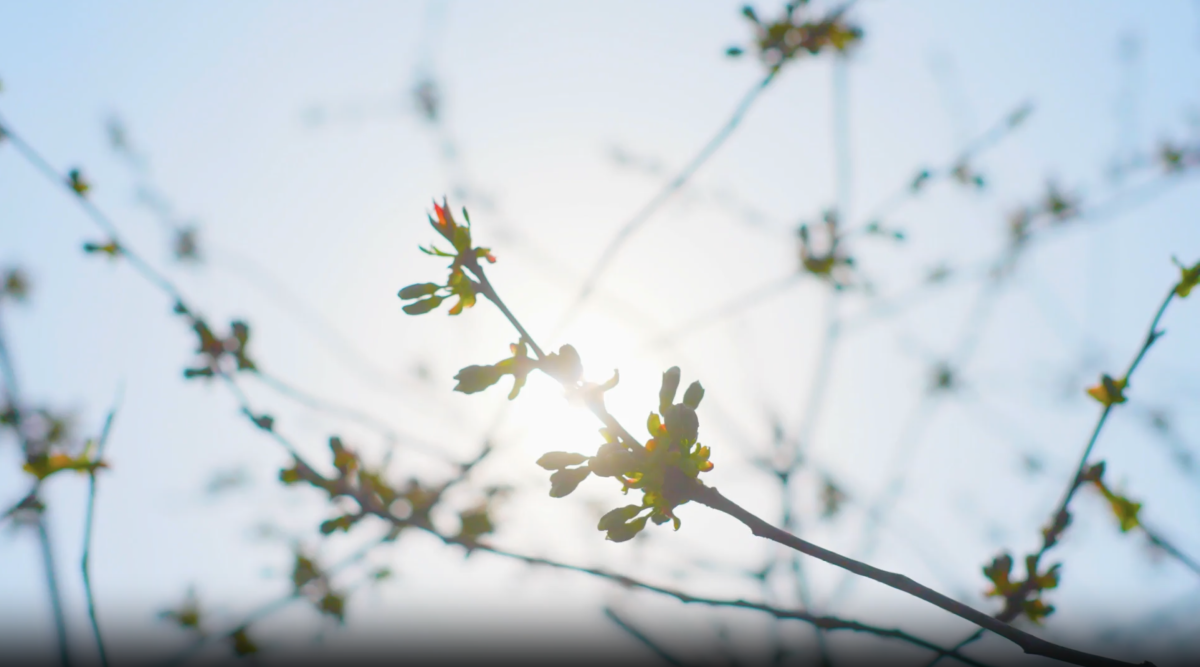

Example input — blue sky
[2,1,1199,664]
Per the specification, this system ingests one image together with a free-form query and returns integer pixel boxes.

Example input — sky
[1,1,1200,665]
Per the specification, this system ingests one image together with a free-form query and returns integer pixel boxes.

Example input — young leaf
[457,506,495,542]
[598,505,643,532]
[604,515,649,543]
[68,169,90,196]
[318,593,346,623]
[1172,257,1200,298]
[537,451,589,470]
[453,364,504,394]
[549,466,591,498]
[230,627,257,657]
[1086,374,1127,407]
[544,345,583,384]
[398,283,440,299]
[682,380,705,409]
[402,295,444,315]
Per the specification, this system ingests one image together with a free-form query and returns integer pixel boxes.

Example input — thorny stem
[463,248,1153,667]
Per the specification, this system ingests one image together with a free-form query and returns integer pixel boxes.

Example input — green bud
[453,364,504,394]
[659,367,681,413]
[663,404,699,444]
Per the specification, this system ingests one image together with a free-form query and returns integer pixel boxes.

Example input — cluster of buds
[182,317,256,379]
[1080,461,1142,534]
[281,437,421,533]
[798,210,856,288]
[290,550,347,624]
[2,267,29,302]
[727,3,863,69]
[1006,181,1081,249]
[538,367,714,542]
[982,552,1061,624]
[397,198,495,316]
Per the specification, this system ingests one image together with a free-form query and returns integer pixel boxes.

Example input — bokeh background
[2,1,1199,664]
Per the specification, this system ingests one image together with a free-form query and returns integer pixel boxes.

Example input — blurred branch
[82,390,123,667]
[37,516,71,667]
[931,282,1184,665]
[604,606,685,667]
[555,67,781,334]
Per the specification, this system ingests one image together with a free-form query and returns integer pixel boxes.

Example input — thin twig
[38,516,71,667]
[253,370,449,462]
[81,389,124,667]
[554,67,780,335]
[605,606,685,666]
[687,481,1150,667]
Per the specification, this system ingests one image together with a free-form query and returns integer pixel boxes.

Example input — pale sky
[2,1,1199,665]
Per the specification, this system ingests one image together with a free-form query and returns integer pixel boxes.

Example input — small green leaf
[598,505,643,532]
[68,169,90,196]
[83,240,121,257]
[402,295,443,315]
[398,283,440,299]
[682,380,705,409]
[291,553,320,591]
[646,412,662,436]
[544,345,583,383]
[230,627,257,657]
[537,451,589,470]
[549,466,591,498]
[587,442,637,478]
[507,369,527,400]
[319,514,360,535]
[453,364,504,394]
[318,593,345,623]
[726,46,744,57]
[1173,257,1200,298]
[605,515,648,543]
[457,506,494,541]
